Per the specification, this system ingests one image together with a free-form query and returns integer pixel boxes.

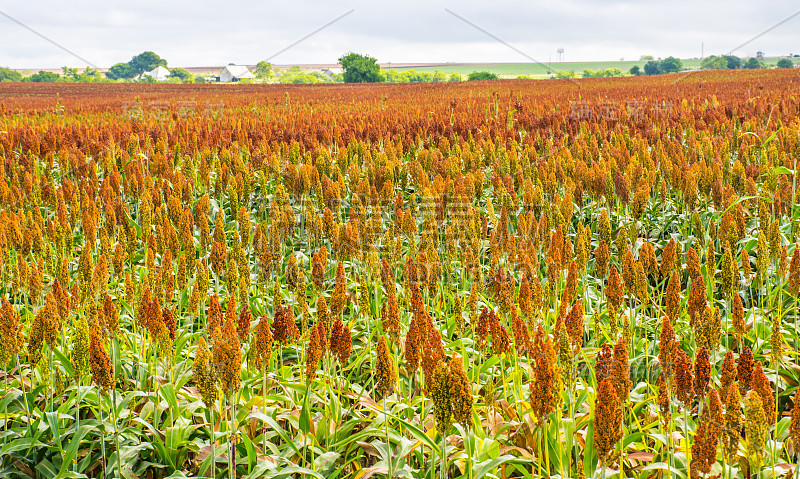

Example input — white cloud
[0,0,797,68]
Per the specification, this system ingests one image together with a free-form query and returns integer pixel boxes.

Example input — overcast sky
[1,0,798,68]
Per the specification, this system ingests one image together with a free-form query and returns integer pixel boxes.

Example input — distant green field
[387,58,779,78]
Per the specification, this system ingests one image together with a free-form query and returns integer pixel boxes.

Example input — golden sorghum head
[665,271,680,322]
[214,319,242,395]
[306,320,325,383]
[207,294,223,339]
[737,346,754,393]
[0,297,24,364]
[756,232,769,278]
[194,336,218,407]
[606,267,623,314]
[330,262,348,317]
[687,275,707,327]
[657,375,671,430]
[720,350,737,396]
[422,325,447,382]
[566,301,584,349]
[251,315,272,372]
[404,315,422,375]
[375,336,396,396]
[791,389,800,458]
[612,336,631,404]
[741,248,752,280]
[430,361,452,436]
[448,355,472,428]
[599,208,611,244]
[272,301,299,344]
[732,293,745,340]
[744,390,768,469]
[689,402,720,479]
[312,247,327,291]
[512,313,532,357]
[72,315,90,380]
[693,346,711,401]
[687,247,702,282]
[530,326,561,424]
[89,329,114,391]
[329,317,351,365]
[28,293,61,364]
[751,362,775,424]
[675,348,695,406]
[237,305,251,343]
[564,262,578,304]
[593,378,623,466]
[723,383,743,462]
[720,244,737,297]
[595,343,614,383]
[381,292,401,342]
[285,254,299,290]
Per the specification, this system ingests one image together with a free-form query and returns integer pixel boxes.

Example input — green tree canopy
[744,58,764,69]
[467,71,498,81]
[25,71,61,82]
[106,62,137,80]
[0,67,22,82]
[129,51,168,75]
[338,53,383,83]
[629,65,641,76]
[643,61,661,75]
[777,58,794,69]
[168,67,193,83]
[660,57,683,73]
[723,55,741,69]
[255,61,274,80]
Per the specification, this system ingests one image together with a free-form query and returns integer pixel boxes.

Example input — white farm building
[138,66,171,82]
[216,65,255,82]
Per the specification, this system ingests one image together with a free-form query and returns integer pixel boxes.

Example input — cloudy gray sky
[1,0,798,68]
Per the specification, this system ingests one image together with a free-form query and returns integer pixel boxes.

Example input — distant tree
[640,55,654,61]
[25,71,61,82]
[582,69,596,78]
[744,57,763,69]
[723,55,741,69]
[0,66,22,82]
[643,60,661,75]
[129,51,167,75]
[432,70,447,82]
[107,62,137,80]
[660,56,683,73]
[447,73,462,82]
[516,75,533,80]
[467,71,498,81]
[168,67,193,83]
[701,55,728,70]
[338,53,383,83]
[629,65,641,76]
[254,61,273,80]
[194,75,207,83]
[777,58,794,69]
[555,70,576,79]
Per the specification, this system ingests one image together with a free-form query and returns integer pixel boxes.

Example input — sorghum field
[1,70,800,479]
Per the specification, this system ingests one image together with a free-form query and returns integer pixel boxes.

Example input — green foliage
[129,51,168,75]
[168,68,193,83]
[723,55,742,69]
[276,66,328,84]
[106,62,137,80]
[744,58,764,69]
[467,71,498,81]
[338,52,383,83]
[777,58,794,69]
[701,55,729,70]
[581,68,626,78]
[448,73,462,82]
[0,66,22,82]
[255,62,274,80]
[643,57,683,75]
[555,70,577,79]
[107,52,167,80]
[24,71,61,82]
[629,65,641,76]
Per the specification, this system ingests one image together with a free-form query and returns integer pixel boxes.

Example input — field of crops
[1,69,800,479]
